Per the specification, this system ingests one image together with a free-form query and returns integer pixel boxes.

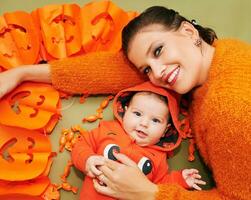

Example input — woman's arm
[0,64,51,98]
[0,51,146,99]
[49,51,146,95]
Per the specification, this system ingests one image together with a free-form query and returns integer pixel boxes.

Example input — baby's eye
[143,66,151,75]
[154,46,163,57]
[133,111,141,116]
[152,118,160,123]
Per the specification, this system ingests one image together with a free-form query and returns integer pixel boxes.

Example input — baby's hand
[182,169,206,190]
[85,155,105,178]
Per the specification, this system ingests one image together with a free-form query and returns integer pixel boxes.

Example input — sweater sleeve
[50,51,146,95]
[71,127,99,173]
[153,156,223,199]
[156,184,222,200]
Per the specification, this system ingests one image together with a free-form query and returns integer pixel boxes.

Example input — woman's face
[127,24,205,94]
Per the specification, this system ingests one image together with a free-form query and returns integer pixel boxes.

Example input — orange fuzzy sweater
[50,51,146,94]
[50,39,251,199]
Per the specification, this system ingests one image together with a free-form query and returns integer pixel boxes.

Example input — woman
[0,5,250,200]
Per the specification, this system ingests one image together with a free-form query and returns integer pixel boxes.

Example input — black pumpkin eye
[137,157,152,175]
[103,144,120,161]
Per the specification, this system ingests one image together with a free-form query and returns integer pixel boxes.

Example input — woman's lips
[164,66,180,86]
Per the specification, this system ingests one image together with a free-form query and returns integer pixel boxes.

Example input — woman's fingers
[93,179,116,198]
[113,152,138,167]
[90,165,102,176]
[98,165,114,179]
[97,173,109,185]
[103,153,138,172]
[104,159,120,171]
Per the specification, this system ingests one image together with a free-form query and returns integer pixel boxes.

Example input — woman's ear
[178,21,199,39]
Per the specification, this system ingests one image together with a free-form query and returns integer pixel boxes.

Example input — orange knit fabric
[50,51,146,95]
[187,39,251,200]
[50,39,251,199]
[155,39,251,200]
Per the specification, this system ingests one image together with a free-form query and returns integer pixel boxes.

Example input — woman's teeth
[167,67,179,83]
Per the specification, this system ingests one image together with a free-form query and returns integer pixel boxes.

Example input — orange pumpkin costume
[72,81,189,200]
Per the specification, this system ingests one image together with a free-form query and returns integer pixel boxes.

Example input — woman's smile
[163,66,180,86]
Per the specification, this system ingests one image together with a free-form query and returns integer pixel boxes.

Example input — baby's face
[122,93,169,146]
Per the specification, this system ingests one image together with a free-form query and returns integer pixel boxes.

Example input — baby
[72,81,205,200]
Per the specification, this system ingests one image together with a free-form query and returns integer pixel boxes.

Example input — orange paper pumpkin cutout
[0,11,40,69]
[0,15,22,69]
[0,82,60,131]
[0,124,52,181]
[80,1,137,52]
[33,4,82,60]
[0,176,50,197]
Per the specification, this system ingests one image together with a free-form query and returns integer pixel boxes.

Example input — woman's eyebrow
[146,43,154,56]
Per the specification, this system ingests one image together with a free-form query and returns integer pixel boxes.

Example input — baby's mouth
[136,130,148,139]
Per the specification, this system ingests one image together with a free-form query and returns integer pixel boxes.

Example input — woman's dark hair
[122,6,217,55]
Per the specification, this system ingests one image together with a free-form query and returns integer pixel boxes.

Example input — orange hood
[113,81,184,152]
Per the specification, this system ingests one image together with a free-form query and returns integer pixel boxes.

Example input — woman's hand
[93,153,158,200]
[0,64,50,99]
[0,68,23,99]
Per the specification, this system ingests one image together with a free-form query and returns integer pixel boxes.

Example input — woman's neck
[199,41,215,85]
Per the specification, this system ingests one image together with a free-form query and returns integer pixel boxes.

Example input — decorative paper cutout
[0,176,50,197]
[0,1,137,68]
[0,11,40,69]
[0,82,60,131]
[0,1,138,198]
[80,1,137,52]
[0,124,52,181]
[32,4,82,59]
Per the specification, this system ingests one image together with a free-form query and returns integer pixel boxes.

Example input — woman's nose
[151,64,165,80]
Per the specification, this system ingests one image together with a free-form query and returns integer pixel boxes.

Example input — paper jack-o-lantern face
[0,124,53,181]
[80,1,138,52]
[0,82,60,132]
[0,11,40,69]
[0,175,50,197]
[33,4,82,59]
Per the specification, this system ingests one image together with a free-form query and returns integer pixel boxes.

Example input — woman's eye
[154,46,163,57]
[133,111,141,116]
[143,66,151,75]
[152,118,160,123]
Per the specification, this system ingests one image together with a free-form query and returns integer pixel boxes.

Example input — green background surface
[1,0,250,199]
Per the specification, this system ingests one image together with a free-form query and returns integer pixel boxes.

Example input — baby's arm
[71,127,101,173]
[153,155,205,190]
[182,169,206,190]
